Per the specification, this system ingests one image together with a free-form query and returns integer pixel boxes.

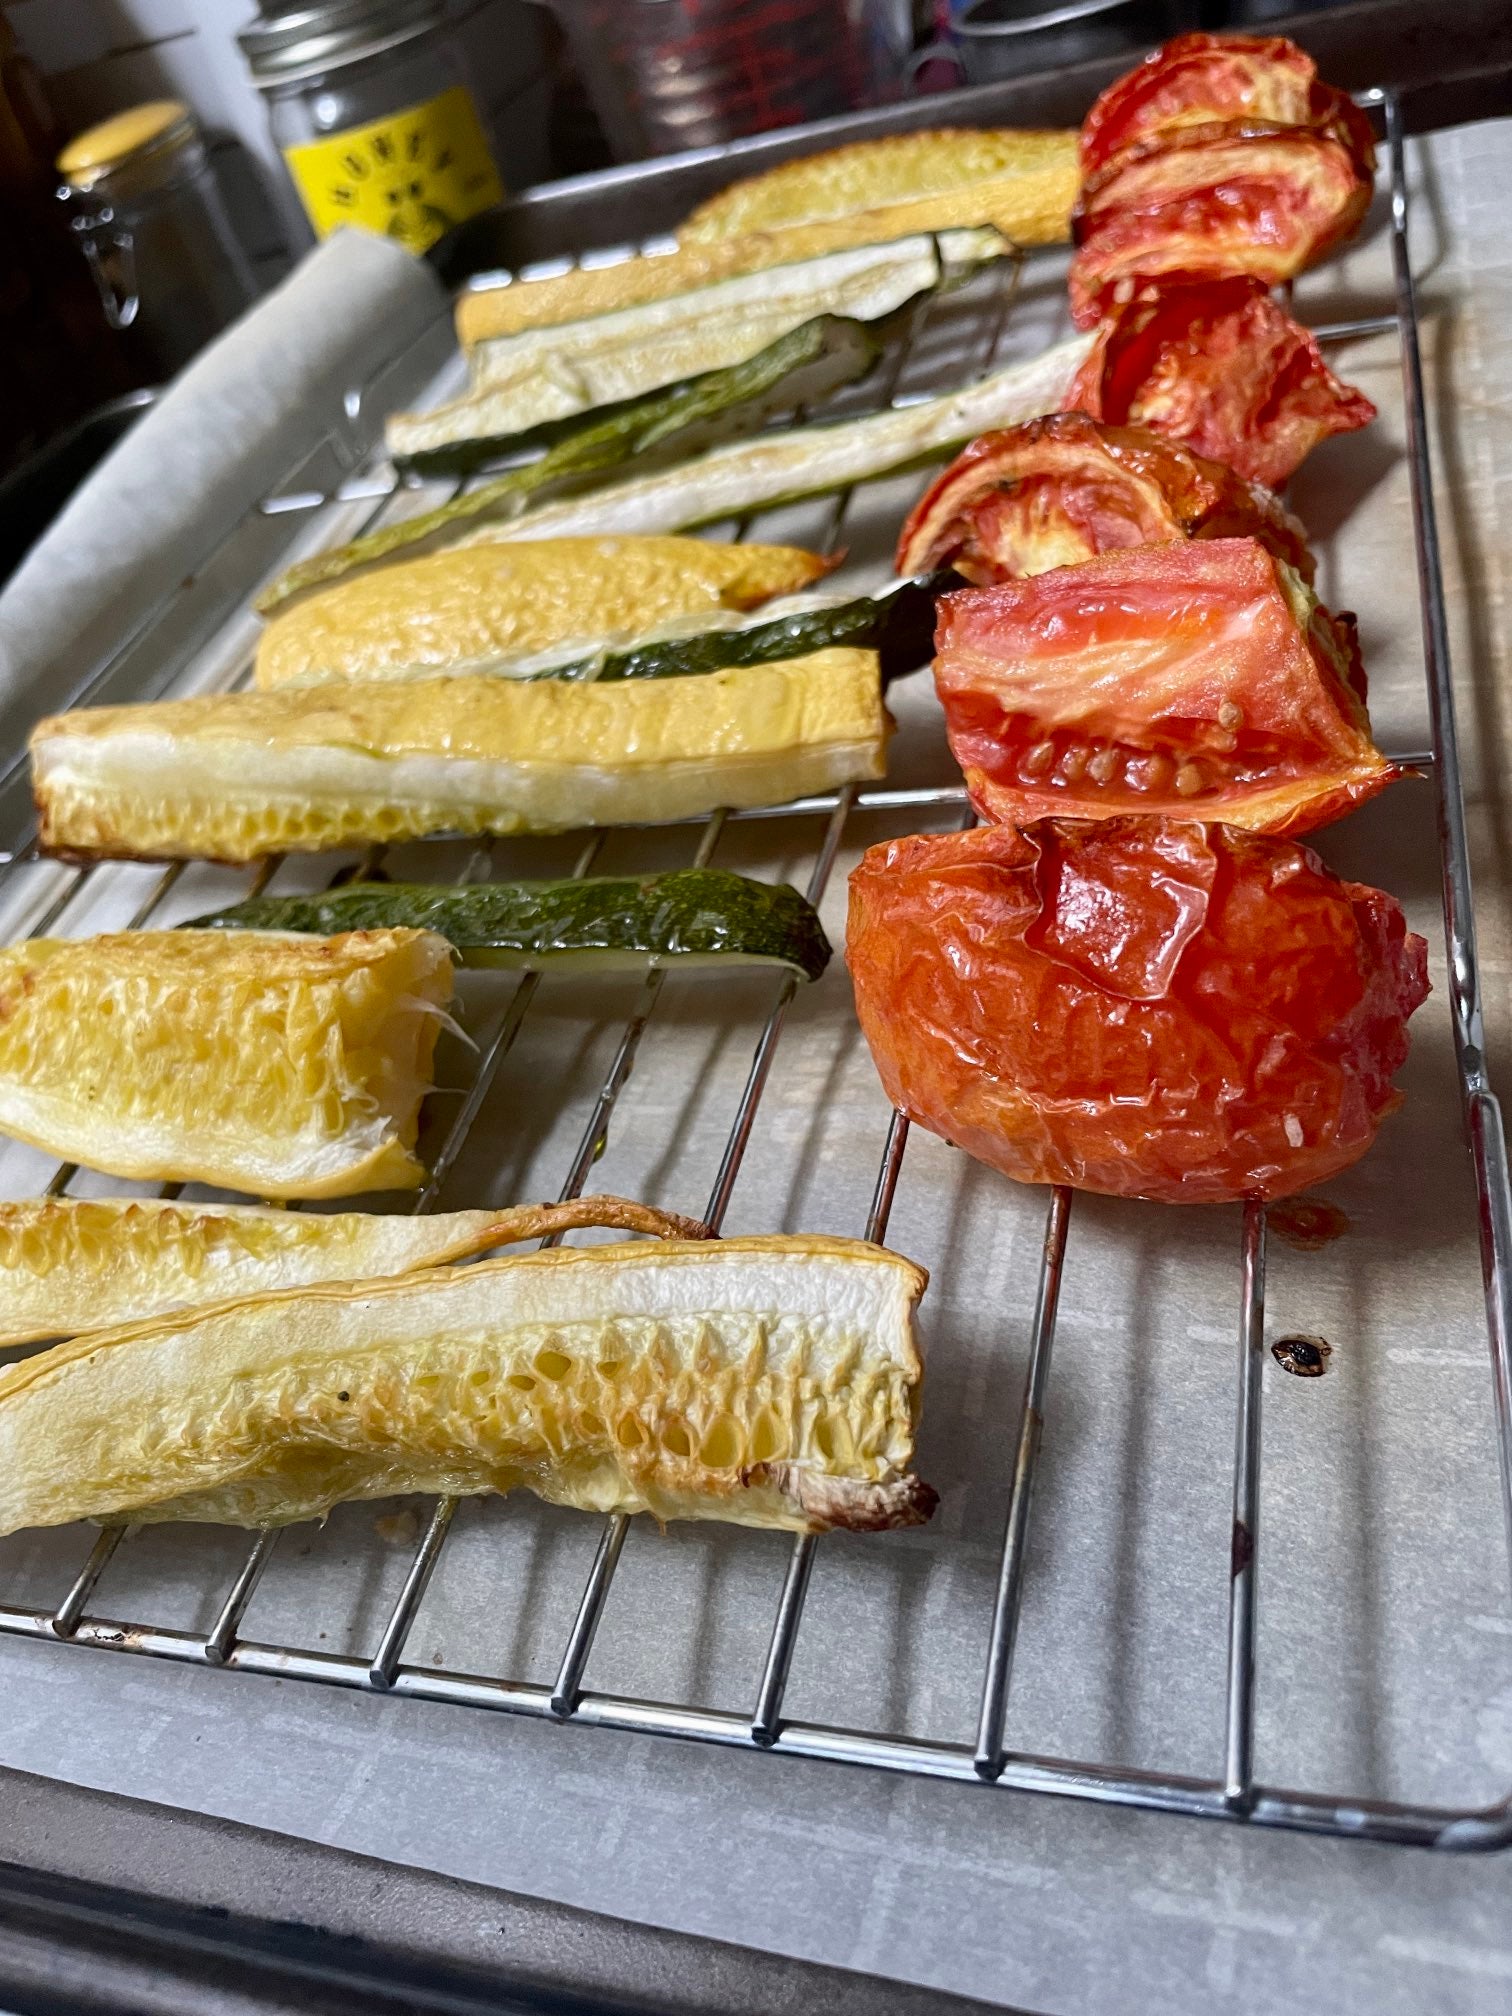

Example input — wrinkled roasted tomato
[1067,279,1377,489]
[1070,128,1374,326]
[894,412,1313,586]
[1071,33,1376,322]
[847,818,1430,1205]
[934,537,1394,838]
[1079,32,1376,182]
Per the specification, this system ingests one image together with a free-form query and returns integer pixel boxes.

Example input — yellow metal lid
[57,101,193,186]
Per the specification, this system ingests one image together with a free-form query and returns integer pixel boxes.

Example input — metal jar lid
[238,0,446,91]
[56,99,202,199]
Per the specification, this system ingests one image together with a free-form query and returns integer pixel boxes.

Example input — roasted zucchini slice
[191,869,833,982]
[31,650,890,863]
[0,1235,935,1536]
[0,929,452,1198]
[526,574,946,689]
[393,228,1008,471]
[254,536,833,691]
[0,1194,706,1349]
[259,314,882,613]
[261,569,940,693]
[678,128,1079,243]
[455,203,1053,347]
[486,335,1091,543]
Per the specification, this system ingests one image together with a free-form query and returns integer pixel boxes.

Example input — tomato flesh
[895,412,1313,586]
[1067,278,1376,490]
[934,537,1394,839]
[847,817,1430,1205]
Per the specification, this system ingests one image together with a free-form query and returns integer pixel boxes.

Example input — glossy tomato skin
[1078,32,1376,181]
[847,819,1430,1206]
[933,537,1395,839]
[1067,279,1376,489]
[894,412,1313,586]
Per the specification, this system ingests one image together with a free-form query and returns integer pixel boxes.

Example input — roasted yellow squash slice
[0,929,451,1198]
[254,535,832,690]
[32,651,888,863]
[454,142,1077,348]
[0,1193,707,1348]
[679,128,1079,243]
[0,1234,935,1536]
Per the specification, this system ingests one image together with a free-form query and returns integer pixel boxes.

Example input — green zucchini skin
[393,235,1008,479]
[258,314,884,614]
[534,573,954,688]
[188,870,833,982]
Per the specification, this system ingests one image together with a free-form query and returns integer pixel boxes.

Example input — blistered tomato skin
[1070,34,1377,326]
[1067,279,1377,489]
[1070,128,1373,326]
[1077,32,1374,180]
[933,537,1395,839]
[847,818,1430,1206]
[894,412,1314,587]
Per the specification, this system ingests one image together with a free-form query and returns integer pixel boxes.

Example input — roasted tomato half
[934,537,1395,838]
[1070,126,1374,326]
[1067,279,1377,489]
[1079,32,1376,182]
[847,818,1429,1206]
[894,412,1313,586]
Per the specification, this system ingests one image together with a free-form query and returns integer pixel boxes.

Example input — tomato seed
[1128,753,1173,792]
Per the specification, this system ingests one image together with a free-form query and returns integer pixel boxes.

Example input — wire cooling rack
[0,90,1508,1851]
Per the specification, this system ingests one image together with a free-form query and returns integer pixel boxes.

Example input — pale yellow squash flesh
[31,651,889,863]
[679,128,1079,242]
[254,535,832,690]
[0,1235,935,1537]
[0,1193,709,1348]
[0,929,452,1198]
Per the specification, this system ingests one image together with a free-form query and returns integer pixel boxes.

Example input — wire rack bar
[1223,1199,1268,1807]
[370,1497,459,1689]
[750,1106,914,1744]
[50,1529,124,1639]
[750,1537,819,1745]
[3,1590,1506,1845]
[204,1531,281,1667]
[974,1185,1072,1780]
[551,1515,632,1719]
[702,787,855,1235]
[1384,93,1512,1574]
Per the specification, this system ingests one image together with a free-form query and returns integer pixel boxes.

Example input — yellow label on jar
[283,85,503,254]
